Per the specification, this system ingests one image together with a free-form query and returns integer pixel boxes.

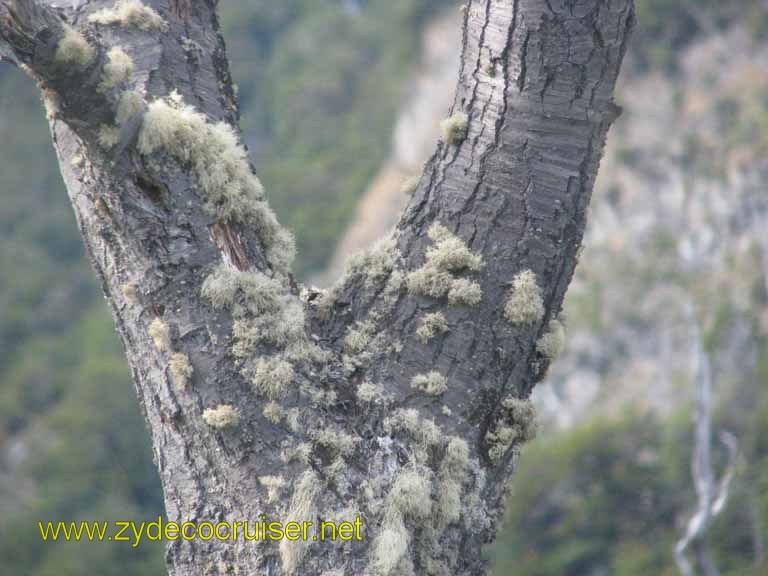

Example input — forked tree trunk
[0,0,634,574]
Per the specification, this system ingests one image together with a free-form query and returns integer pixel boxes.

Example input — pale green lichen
[437,437,470,528]
[356,381,387,404]
[280,471,322,574]
[406,266,453,299]
[440,112,469,145]
[344,319,377,354]
[55,25,95,68]
[201,264,282,313]
[98,125,120,149]
[148,318,170,351]
[88,0,168,31]
[400,175,420,195]
[116,90,145,124]
[447,278,482,307]
[314,427,358,458]
[486,397,537,463]
[342,314,397,375]
[262,401,284,424]
[121,281,139,304]
[71,152,85,168]
[372,468,433,575]
[169,352,193,389]
[504,270,545,324]
[281,442,312,464]
[258,475,285,504]
[407,223,483,306]
[536,318,566,361]
[251,357,294,400]
[202,404,240,429]
[344,234,400,289]
[139,95,294,271]
[98,47,133,92]
[424,224,484,272]
[416,312,449,344]
[385,409,442,454]
[411,371,448,396]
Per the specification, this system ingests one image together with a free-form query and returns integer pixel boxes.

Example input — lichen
[447,278,482,307]
[148,318,170,351]
[344,233,400,289]
[405,266,453,299]
[116,90,145,124]
[437,437,470,528]
[371,468,433,575]
[504,270,545,325]
[440,112,469,145]
[258,475,285,504]
[262,401,284,424]
[88,0,168,31]
[139,95,294,271]
[55,25,95,69]
[357,381,387,404]
[98,125,120,149]
[201,264,282,313]
[407,223,483,306]
[411,371,448,396]
[121,281,139,304]
[424,225,484,272]
[416,312,449,344]
[486,397,537,463]
[314,427,358,458]
[280,471,322,574]
[536,318,566,361]
[400,175,420,195]
[251,357,294,400]
[202,404,240,429]
[169,352,193,389]
[98,47,134,92]
[344,319,377,355]
[281,442,312,464]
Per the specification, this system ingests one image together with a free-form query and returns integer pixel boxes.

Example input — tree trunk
[0,0,634,574]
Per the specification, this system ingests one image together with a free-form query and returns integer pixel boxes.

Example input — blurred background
[1,1,767,574]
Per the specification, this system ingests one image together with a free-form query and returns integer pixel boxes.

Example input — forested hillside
[1,1,767,575]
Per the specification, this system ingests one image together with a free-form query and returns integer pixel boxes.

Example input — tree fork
[0,0,635,574]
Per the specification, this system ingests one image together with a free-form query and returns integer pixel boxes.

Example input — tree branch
[0,1,636,574]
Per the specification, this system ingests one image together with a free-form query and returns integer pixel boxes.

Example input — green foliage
[493,402,768,576]
[220,0,455,275]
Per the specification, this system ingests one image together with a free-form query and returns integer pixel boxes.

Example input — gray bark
[0,0,634,574]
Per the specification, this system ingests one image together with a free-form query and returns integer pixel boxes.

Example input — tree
[0,0,635,574]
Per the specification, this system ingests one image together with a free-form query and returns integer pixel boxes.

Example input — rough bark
[0,0,634,574]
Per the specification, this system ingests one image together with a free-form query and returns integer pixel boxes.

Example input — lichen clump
[139,94,294,272]
[280,471,322,574]
[252,357,294,400]
[416,312,449,344]
[486,396,537,463]
[98,47,134,92]
[148,318,171,351]
[169,352,193,389]
[504,269,545,324]
[121,281,139,304]
[55,25,95,68]
[116,90,145,125]
[88,0,168,31]
[440,112,469,145]
[372,468,434,575]
[411,371,448,396]
[537,318,566,361]
[98,125,120,149]
[202,404,241,429]
[400,175,420,195]
[407,223,484,307]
